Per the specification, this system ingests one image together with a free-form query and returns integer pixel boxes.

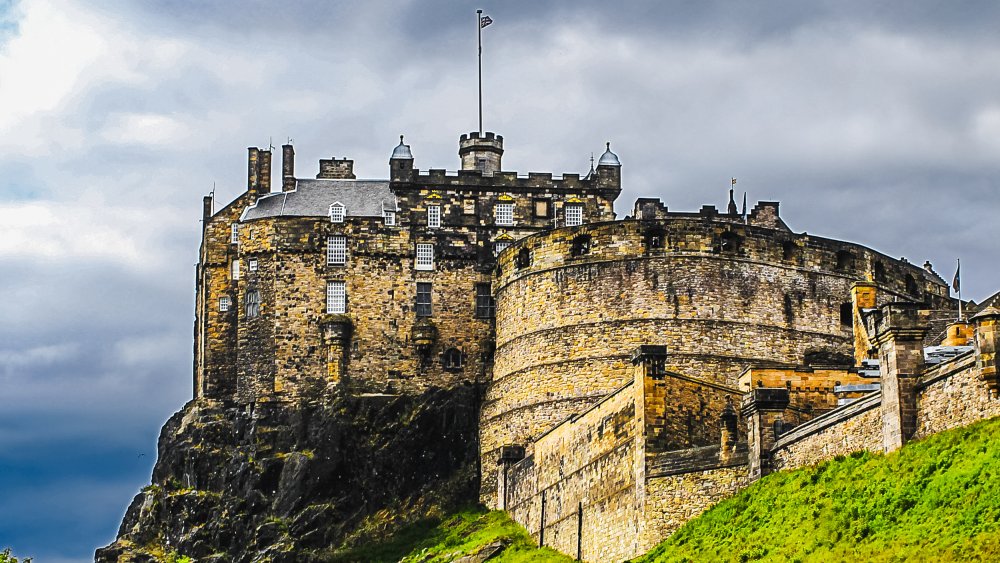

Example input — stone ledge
[773,391,881,450]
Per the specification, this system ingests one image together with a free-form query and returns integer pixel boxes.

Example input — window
[873,260,887,283]
[645,227,665,250]
[232,259,240,280]
[475,283,495,318]
[329,202,345,223]
[835,250,855,272]
[415,243,434,270]
[327,235,347,265]
[565,204,583,227]
[384,210,396,226]
[782,241,796,261]
[246,288,260,318]
[476,158,487,172]
[905,274,921,297]
[427,205,441,228]
[442,348,464,371]
[249,258,258,272]
[534,198,551,218]
[327,281,346,314]
[516,247,532,269]
[840,302,853,327]
[415,282,432,317]
[720,232,741,254]
[495,202,514,226]
[231,223,239,244]
[571,234,592,257]
[463,197,477,215]
[494,240,511,256]
[219,296,231,312]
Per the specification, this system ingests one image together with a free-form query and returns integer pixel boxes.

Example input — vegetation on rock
[635,416,1000,562]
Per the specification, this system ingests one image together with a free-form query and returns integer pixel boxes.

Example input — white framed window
[249,258,258,272]
[384,210,396,226]
[232,259,240,280]
[495,202,514,226]
[415,243,434,270]
[329,202,345,223]
[231,223,239,244]
[219,296,231,312]
[427,205,441,228]
[494,241,511,256]
[327,281,346,314]
[565,204,584,227]
[327,235,347,265]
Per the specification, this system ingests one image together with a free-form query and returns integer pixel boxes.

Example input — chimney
[247,147,260,197]
[282,144,296,192]
[257,149,272,195]
[317,157,356,179]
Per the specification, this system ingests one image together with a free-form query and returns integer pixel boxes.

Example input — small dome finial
[400,134,405,143]
[391,135,413,160]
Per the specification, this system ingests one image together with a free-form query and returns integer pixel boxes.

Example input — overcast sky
[1,1,999,560]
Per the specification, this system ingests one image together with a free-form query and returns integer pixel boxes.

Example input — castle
[194,131,1000,561]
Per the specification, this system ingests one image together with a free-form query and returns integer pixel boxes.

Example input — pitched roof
[241,179,396,221]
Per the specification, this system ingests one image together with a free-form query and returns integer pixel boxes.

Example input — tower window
[327,281,346,314]
[565,204,584,227]
[232,259,240,281]
[231,223,239,244]
[905,274,921,297]
[516,247,532,269]
[571,234,592,257]
[644,227,665,250]
[219,296,231,312]
[442,348,464,371]
[720,232,741,254]
[249,258,258,272]
[782,241,796,261]
[835,250,855,272]
[329,202,345,223]
[384,210,396,226]
[246,288,260,319]
[427,205,441,228]
[415,243,434,270]
[495,202,514,226]
[416,282,432,317]
[327,235,347,265]
[840,302,853,327]
[475,283,495,318]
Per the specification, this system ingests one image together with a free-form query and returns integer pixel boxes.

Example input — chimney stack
[282,144,296,192]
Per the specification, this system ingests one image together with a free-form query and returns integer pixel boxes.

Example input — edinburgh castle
[101,130,1000,561]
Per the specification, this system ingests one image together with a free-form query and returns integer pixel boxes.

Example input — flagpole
[958,258,963,321]
[477,9,483,135]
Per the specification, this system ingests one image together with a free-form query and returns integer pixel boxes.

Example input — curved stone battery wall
[480,217,949,503]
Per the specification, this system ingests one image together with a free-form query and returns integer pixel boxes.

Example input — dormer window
[427,205,441,228]
[565,204,584,227]
[329,203,345,223]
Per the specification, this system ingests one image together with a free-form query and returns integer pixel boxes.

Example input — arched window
[442,348,464,371]
[571,234,592,257]
[246,288,261,319]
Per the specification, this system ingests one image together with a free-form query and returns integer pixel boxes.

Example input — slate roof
[241,179,397,221]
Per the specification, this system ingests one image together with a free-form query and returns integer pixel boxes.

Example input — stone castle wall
[916,352,1000,438]
[504,382,642,563]
[484,217,945,503]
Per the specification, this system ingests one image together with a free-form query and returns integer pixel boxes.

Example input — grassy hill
[325,417,1000,562]
[636,416,1000,562]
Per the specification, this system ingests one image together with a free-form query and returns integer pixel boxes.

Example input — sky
[1,1,999,560]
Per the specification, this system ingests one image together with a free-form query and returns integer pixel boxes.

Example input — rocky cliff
[96,386,480,562]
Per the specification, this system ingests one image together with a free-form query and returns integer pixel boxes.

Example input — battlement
[633,198,784,230]
[401,168,595,193]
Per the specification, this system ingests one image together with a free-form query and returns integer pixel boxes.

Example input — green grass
[635,416,1000,563]
[324,506,574,563]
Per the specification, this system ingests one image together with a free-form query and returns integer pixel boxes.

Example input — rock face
[97,386,480,562]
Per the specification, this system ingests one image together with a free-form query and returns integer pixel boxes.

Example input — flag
[480,15,493,28]
[731,177,736,186]
[952,260,961,292]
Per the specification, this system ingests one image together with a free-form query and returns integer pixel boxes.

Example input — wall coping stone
[772,391,881,450]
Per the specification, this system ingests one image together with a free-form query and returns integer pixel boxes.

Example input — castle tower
[390,135,414,182]
[459,131,503,173]
[594,142,622,200]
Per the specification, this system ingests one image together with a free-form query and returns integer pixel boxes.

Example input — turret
[390,135,414,182]
[595,142,621,199]
[459,131,503,174]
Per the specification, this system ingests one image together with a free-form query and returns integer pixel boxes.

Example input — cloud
[1,1,999,560]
